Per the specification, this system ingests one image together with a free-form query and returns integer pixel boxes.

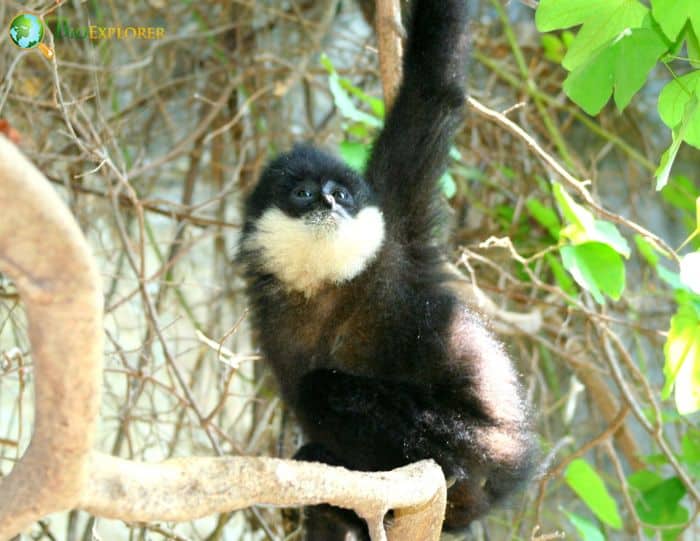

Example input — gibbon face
[243,145,385,296]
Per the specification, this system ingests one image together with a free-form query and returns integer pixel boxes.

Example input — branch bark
[375,0,404,109]
[0,135,103,538]
[81,452,445,541]
[0,135,446,540]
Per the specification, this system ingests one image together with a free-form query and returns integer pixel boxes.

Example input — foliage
[536,0,700,189]
[533,1,700,538]
[565,459,623,530]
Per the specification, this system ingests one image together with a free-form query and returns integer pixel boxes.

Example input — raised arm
[366,0,470,243]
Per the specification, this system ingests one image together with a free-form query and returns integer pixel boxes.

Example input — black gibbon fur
[239,0,537,538]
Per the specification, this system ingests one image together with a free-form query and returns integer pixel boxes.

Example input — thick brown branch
[81,452,446,541]
[375,0,404,108]
[0,135,103,539]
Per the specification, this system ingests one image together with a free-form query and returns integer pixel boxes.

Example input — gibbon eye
[319,180,354,207]
[290,183,317,205]
[329,187,353,206]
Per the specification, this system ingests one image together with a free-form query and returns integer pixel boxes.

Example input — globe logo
[8,13,53,59]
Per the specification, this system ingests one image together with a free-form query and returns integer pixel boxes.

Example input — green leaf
[563,27,667,114]
[542,34,567,63]
[437,147,461,199]
[681,428,700,462]
[536,0,649,72]
[552,182,588,227]
[688,462,700,478]
[661,175,700,214]
[440,172,457,199]
[345,122,371,139]
[627,470,663,492]
[611,28,668,110]
[339,141,370,171]
[655,132,684,191]
[680,429,700,477]
[536,1,670,114]
[632,476,688,541]
[657,265,685,290]
[321,54,381,128]
[563,510,606,541]
[564,459,623,529]
[651,0,700,41]
[688,26,700,68]
[562,46,616,115]
[662,303,700,414]
[553,183,630,257]
[536,0,615,32]
[545,253,578,296]
[656,95,700,190]
[589,220,631,258]
[658,74,700,149]
[526,199,561,239]
[340,78,385,118]
[635,235,660,267]
[561,242,626,304]
[562,30,576,48]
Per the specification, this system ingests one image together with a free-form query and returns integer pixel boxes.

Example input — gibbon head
[242,145,385,296]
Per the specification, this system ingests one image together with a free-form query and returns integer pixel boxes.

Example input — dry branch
[0,135,103,538]
[375,0,404,108]
[0,135,447,540]
[81,452,446,538]
[466,97,677,260]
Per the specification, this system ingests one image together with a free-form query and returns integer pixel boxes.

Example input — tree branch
[375,0,404,108]
[466,96,677,261]
[80,452,446,541]
[0,135,103,539]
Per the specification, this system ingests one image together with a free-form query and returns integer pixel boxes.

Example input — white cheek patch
[247,207,385,296]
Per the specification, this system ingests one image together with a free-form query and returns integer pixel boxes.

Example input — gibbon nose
[322,193,336,208]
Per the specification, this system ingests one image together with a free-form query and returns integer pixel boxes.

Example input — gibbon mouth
[330,206,351,220]
[304,207,350,226]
